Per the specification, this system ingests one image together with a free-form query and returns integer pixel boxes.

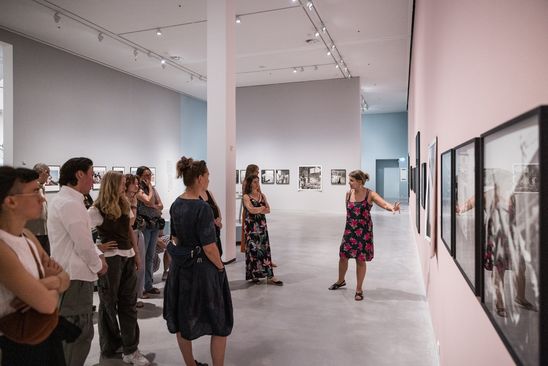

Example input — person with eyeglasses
[0,166,71,365]
[25,163,51,255]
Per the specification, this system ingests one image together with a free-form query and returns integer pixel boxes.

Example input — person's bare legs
[176,333,196,366]
[337,256,349,284]
[211,336,227,366]
[356,260,367,293]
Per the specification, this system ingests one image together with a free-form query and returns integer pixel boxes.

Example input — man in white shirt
[48,157,109,366]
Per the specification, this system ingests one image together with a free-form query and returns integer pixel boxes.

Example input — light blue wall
[361,112,408,201]
[180,95,207,160]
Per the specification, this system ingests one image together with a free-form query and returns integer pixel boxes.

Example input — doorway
[376,159,400,201]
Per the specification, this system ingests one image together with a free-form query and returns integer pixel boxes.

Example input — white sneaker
[122,350,151,366]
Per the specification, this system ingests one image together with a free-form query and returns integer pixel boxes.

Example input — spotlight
[314,31,319,37]
[161,59,166,67]
[327,51,331,56]
[156,28,162,36]
[236,16,241,24]
[307,1,313,10]
[344,67,348,72]
[53,12,61,24]
[322,26,326,33]
[331,45,335,50]
[293,68,297,73]
[335,64,339,69]
[97,32,104,42]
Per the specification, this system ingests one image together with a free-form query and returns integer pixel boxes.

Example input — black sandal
[268,278,284,286]
[195,360,208,366]
[354,291,364,301]
[328,280,346,290]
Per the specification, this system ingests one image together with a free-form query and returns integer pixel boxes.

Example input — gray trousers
[59,280,94,366]
[97,255,139,356]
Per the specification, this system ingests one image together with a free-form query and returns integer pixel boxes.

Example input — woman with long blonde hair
[88,171,150,365]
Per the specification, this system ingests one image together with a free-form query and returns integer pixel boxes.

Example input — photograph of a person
[261,169,274,184]
[92,165,107,190]
[331,169,346,185]
[275,169,290,184]
[44,164,60,192]
[298,165,322,191]
[482,114,540,366]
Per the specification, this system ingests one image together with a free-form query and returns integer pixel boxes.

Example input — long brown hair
[94,171,130,219]
[243,174,259,195]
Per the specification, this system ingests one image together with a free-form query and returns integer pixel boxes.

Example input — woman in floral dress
[328,170,400,301]
[242,175,283,285]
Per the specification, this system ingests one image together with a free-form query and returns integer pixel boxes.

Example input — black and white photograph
[454,139,478,293]
[416,131,421,233]
[482,108,544,366]
[93,166,107,190]
[425,138,437,249]
[45,165,60,192]
[236,170,239,184]
[441,149,453,254]
[112,166,125,174]
[513,163,540,193]
[240,170,246,184]
[298,165,322,191]
[331,169,346,185]
[261,169,274,184]
[275,169,290,184]
[150,167,156,187]
[130,167,138,176]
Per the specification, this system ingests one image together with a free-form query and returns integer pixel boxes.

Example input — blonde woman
[0,166,70,365]
[329,170,400,301]
[89,171,149,365]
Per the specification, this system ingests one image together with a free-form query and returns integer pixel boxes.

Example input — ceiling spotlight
[292,0,298,2]
[293,68,297,73]
[133,48,138,58]
[161,59,166,66]
[314,31,319,37]
[335,64,339,69]
[344,67,348,72]
[156,28,162,36]
[53,12,61,24]
[300,67,304,72]
[307,1,313,10]
[322,26,326,33]
[97,32,104,42]
[327,51,331,56]
[235,16,241,24]
[331,45,335,50]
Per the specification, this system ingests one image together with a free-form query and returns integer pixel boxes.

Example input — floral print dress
[340,189,374,262]
[244,194,274,280]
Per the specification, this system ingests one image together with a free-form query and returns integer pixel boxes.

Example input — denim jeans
[142,228,159,291]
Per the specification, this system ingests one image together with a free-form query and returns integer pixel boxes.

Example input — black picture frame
[421,162,427,209]
[92,166,107,191]
[330,169,346,185]
[261,169,275,184]
[275,169,290,184]
[453,138,480,295]
[440,149,455,256]
[236,170,239,184]
[44,165,60,193]
[415,131,421,233]
[480,106,547,366]
[408,154,411,198]
[112,166,125,174]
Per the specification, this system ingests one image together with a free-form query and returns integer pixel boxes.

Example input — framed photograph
[92,166,107,190]
[415,131,421,233]
[441,149,454,255]
[149,167,156,187]
[240,170,247,184]
[408,154,411,197]
[261,169,274,184]
[425,138,438,253]
[112,166,125,174]
[331,169,346,185]
[44,165,60,192]
[421,163,427,209]
[236,170,239,184]
[481,106,547,366]
[298,165,322,191]
[454,138,480,294]
[275,169,290,184]
[130,167,138,176]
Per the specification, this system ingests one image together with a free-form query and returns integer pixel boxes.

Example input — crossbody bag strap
[22,234,44,279]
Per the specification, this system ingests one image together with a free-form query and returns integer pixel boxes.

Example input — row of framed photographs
[439,106,547,366]
[235,167,348,189]
[44,165,156,192]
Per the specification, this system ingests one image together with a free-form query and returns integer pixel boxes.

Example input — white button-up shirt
[48,186,103,282]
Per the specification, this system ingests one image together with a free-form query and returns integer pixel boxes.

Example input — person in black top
[164,157,233,366]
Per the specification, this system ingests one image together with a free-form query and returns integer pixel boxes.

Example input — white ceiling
[0,0,413,114]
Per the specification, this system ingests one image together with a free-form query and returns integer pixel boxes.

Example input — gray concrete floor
[86,205,439,366]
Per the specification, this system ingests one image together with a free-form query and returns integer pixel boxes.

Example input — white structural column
[207,0,236,261]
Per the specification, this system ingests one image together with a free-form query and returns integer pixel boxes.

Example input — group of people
[0,156,400,366]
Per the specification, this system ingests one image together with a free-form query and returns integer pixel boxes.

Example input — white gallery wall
[236,78,361,213]
[1,29,182,208]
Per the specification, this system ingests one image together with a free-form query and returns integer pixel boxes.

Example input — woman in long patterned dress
[328,170,400,301]
[243,175,283,285]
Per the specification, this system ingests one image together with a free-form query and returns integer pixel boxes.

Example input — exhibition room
[0,0,547,365]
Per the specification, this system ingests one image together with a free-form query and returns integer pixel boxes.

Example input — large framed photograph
[415,131,421,233]
[112,166,125,174]
[331,169,346,185]
[275,169,290,184]
[440,149,454,255]
[44,165,60,192]
[425,138,438,255]
[298,165,322,191]
[93,166,107,190]
[261,169,274,184]
[454,138,480,294]
[481,106,547,366]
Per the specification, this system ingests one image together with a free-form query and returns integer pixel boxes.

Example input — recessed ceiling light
[327,51,331,56]
[236,16,241,24]
[314,31,319,37]
[293,68,297,73]
[156,28,163,36]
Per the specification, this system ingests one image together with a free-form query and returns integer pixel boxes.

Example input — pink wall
[408,0,548,365]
